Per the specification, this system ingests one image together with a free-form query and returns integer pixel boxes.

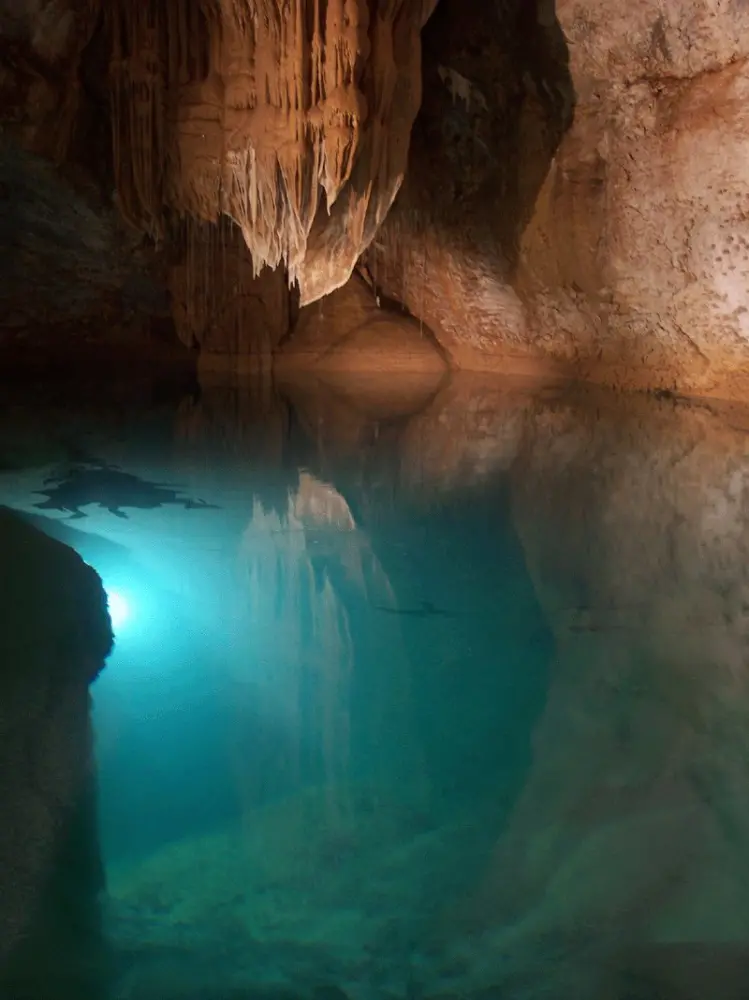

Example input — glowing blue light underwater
[106,589,130,631]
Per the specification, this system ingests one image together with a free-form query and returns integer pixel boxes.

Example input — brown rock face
[0,0,188,363]
[277,271,446,372]
[168,217,290,364]
[520,0,749,398]
[365,0,574,373]
[369,0,749,399]
[0,0,100,162]
[6,0,749,396]
[108,0,436,305]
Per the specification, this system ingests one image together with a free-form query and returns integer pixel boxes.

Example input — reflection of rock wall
[229,473,425,830]
[442,393,749,999]
[0,508,112,999]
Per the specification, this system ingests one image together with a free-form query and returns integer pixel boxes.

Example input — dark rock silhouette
[0,506,113,999]
[33,463,219,519]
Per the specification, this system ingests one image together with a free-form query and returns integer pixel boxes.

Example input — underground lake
[1,372,749,1000]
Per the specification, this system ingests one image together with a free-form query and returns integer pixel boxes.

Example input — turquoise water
[2,373,749,999]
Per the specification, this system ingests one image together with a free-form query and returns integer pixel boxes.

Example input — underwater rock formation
[0,507,112,998]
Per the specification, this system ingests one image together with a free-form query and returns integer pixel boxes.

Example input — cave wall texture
[369,0,749,398]
[2,0,749,397]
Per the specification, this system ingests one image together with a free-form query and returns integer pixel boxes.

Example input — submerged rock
[0,507,112,999]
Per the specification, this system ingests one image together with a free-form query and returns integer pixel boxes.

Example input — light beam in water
[107,589,129,631]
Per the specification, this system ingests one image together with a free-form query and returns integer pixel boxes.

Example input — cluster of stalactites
[107,0,436,303]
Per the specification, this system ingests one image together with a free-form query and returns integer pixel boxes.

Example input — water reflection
[1,374,749,998]
[229,471,426,824]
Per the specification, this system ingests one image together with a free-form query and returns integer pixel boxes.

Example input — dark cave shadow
[384,0,575,278]
[0,506,111,1000]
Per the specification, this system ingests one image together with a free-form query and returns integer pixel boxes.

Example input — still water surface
[1,373,749,1000]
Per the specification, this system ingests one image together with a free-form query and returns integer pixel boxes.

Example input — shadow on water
[3,374,749,998]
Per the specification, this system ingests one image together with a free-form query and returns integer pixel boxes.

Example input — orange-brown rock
[520,3,749,400]
[369,0,749,401]
[6,0,749,400]
[108,0,437,305]
[275,273,448,422]
[168,217,290,365]
[276,271,447,377]
[364,0,574,374]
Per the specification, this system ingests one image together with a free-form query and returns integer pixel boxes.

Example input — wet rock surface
[0,506,112,999]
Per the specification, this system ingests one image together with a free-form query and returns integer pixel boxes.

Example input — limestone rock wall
[6,0,749,395]
[275,271,448,381]
[369,0,749,400]
[364,0,574,373]
[520,0,749,398]
[167,216,290,362]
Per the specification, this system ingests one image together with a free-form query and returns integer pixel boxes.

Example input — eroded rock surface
[520,1,749,398]
[168,217,290,365]
[276,272,447,382]
[369,0,749,399]
[364,0,574,372]
[5,0,749,396]
[0,0,100,161]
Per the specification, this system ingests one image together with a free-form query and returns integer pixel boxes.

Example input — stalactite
[107,0,437,305]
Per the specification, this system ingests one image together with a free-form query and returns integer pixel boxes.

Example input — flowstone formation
[108,0,436,306]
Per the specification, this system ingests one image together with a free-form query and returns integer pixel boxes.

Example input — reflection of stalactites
[231,473,421,834]
[308,571,354,826]
[231,484,357,831]
[292,470,357,531]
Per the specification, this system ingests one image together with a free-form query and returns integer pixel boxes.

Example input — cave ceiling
[108,0,437,305]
